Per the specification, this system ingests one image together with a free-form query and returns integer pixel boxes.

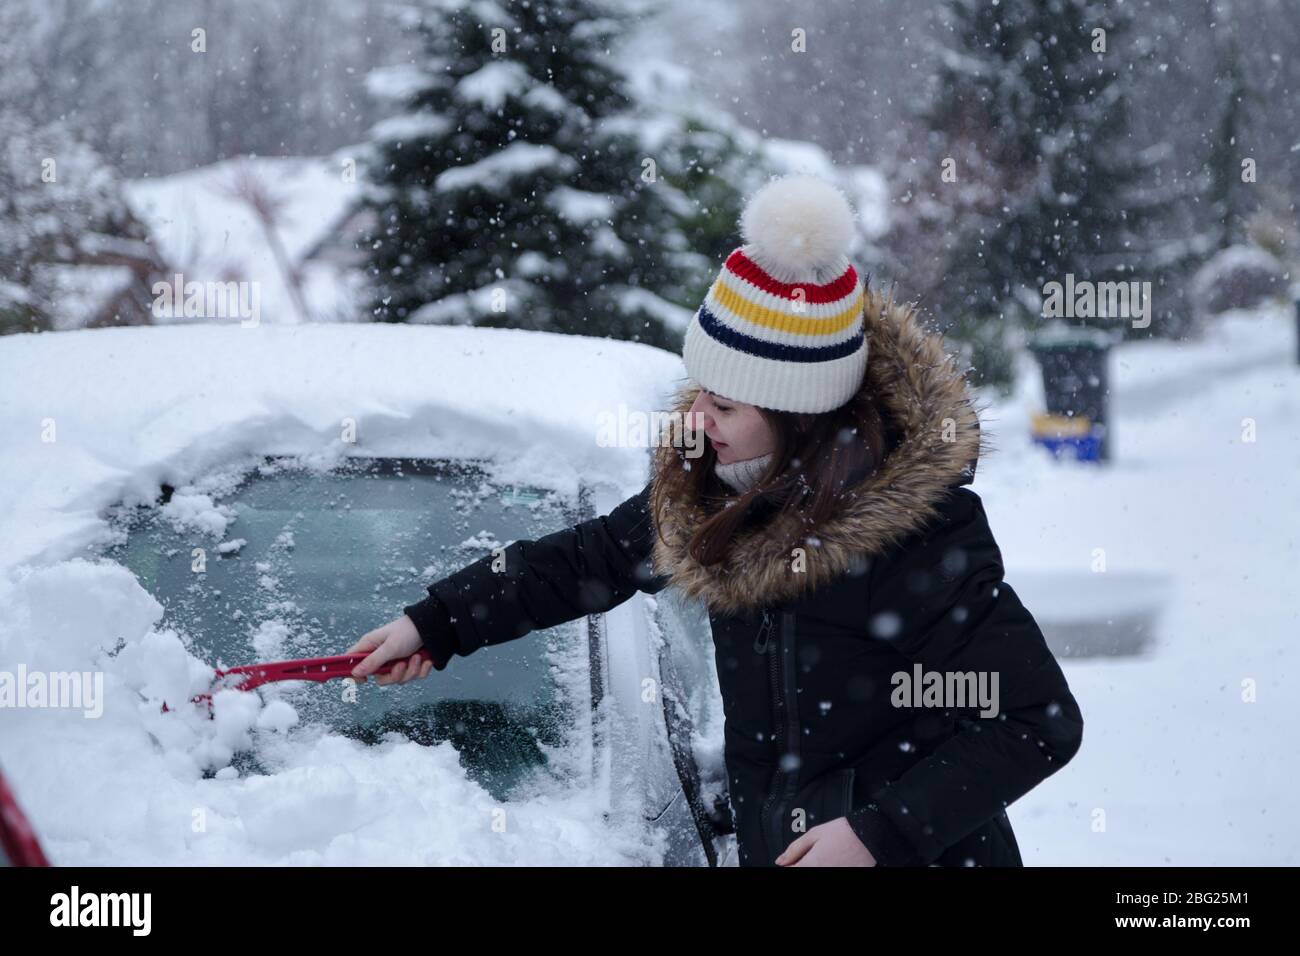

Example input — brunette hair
[651,389,897,568]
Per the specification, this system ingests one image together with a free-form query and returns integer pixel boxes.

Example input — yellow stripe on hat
[709,276,863,338]
[718,269,860,321]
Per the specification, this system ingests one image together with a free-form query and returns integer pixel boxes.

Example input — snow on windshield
[0,322,682,864]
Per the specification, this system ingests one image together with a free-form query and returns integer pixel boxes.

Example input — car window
[102,456,593,802]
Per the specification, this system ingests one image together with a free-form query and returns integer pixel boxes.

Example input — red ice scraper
[161,648,434,715]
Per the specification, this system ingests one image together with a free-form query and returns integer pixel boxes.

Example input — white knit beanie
[682,175,868,414]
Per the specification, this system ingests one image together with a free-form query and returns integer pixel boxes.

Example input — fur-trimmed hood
[649,285,992,616]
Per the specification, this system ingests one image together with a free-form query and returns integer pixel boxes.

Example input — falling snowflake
[869,610,903,639]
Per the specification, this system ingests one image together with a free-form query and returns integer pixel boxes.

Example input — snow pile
[455,61,531,110]
[0,561,661,864]
[0,322,681,574]
[0,322,682,865]
[435,143,576,194]
[1189,244,1289,315]
[548,187,616,224]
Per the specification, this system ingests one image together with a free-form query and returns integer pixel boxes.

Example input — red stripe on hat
[725,249,859,303]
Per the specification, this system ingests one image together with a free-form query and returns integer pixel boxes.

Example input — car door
[646,586,734,866]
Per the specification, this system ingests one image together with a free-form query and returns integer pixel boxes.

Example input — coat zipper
[752,608,775,653]
[757,609,801,861]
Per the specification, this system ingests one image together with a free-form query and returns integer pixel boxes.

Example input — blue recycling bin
[1031,413,1104,462]
[1029,323,1119,463]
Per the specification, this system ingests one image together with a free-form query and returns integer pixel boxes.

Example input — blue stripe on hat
[697,305,863,362]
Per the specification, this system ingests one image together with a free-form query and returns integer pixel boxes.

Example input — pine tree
[916,0,1204,349]
[1201,0,1261,252]
[361,0,704,349]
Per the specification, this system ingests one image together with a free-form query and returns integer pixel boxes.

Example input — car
[0,321,734,866]
[101,454,735,865]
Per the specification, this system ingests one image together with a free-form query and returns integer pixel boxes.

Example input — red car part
[0,766,50,867]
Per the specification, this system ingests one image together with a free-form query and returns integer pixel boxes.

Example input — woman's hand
[775,817,878,866]
[347,615,433,686]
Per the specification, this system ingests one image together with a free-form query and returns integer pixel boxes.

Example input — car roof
[0,323,683,571]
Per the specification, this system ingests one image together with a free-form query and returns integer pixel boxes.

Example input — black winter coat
[404,289,1085,867]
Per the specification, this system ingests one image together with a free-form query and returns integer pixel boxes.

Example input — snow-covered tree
[0,4,131,334]
[1201,0,1262,253]
[891,0,1207,372]
[361,0,716,348]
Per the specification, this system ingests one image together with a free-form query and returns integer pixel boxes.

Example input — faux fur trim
[649,284,992,616]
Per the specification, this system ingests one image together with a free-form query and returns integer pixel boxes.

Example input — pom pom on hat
[739,174,856,282]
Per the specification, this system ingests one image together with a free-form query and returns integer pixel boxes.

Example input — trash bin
[1028,323,1118,463]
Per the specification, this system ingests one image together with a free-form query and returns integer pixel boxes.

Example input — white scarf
[714,451,774,493]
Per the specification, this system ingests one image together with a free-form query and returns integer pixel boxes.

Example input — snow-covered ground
[1,302,1297,864]
[985,303,1300,865]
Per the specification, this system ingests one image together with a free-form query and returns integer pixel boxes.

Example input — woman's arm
[402,479,667,668]
[844,487,1085,866]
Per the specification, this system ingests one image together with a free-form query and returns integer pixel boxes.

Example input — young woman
[348,176,1085,867]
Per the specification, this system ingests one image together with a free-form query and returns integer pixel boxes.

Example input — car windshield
[102,457,592,801]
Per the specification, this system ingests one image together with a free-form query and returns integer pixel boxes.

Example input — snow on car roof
[0,321,685,574]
